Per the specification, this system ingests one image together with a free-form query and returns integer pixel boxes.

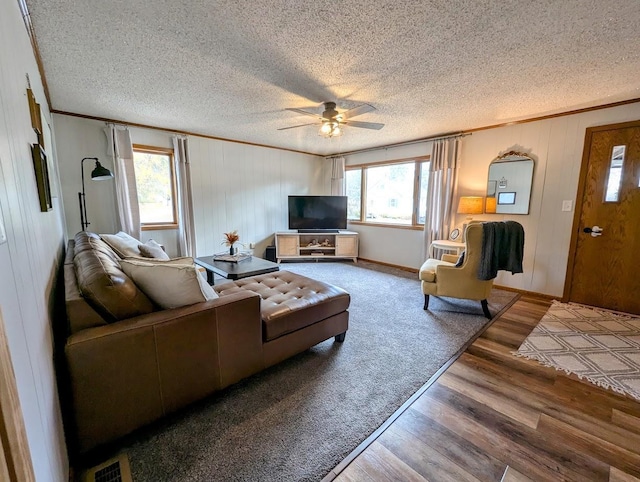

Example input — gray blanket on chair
[478,221,525,280]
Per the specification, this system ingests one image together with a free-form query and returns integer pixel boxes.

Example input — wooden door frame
[0,308,35,482]
[562,119,640,301]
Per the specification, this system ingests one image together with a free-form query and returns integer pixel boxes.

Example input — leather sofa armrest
[66,290,261,453]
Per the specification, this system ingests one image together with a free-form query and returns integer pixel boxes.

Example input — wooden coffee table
[195,255,280,285]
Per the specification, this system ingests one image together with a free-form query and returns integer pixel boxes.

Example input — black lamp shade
[91,161,113,180]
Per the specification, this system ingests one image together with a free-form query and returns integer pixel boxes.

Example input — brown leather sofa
[64,232,349,453]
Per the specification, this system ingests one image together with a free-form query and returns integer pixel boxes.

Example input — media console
[275,231,358,263]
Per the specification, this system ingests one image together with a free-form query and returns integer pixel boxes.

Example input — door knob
[583,226,603,237]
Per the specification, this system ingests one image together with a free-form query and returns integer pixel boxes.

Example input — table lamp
[485,196,497,214]
[457,196,484,241]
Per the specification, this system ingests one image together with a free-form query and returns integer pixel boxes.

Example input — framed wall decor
[31,144,52,212]
[27,88,44,147]
[497,191,517,205]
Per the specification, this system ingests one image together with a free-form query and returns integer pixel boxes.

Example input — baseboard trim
[357,260,559,302]
[493,284,558,301]
[322,290,521,481]
[357,257,419,273]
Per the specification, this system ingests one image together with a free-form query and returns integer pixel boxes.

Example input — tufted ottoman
[214,270,350,367]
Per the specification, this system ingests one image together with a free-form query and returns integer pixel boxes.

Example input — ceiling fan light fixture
[283,100,382,137]
[319,121,342,138]
[319,122,332,135]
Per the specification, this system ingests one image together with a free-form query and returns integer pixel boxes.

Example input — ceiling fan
[279,102,384,138]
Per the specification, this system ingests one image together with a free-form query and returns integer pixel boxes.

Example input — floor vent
[82,454,132,482]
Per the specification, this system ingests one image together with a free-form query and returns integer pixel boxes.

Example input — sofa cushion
[216,271,350,342]
[120,259,219,309]
[124,256,194,265]
[74,233,156,322]
[74,231,121,263]
[138,239,170,260]
[100,231,143,258]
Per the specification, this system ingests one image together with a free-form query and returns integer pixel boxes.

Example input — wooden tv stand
[275,231,358,263]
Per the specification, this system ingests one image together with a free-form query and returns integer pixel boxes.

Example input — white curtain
[105,124,141,239]
[423,137,461,258]
[329,156,346,195]
[173,135,196,257]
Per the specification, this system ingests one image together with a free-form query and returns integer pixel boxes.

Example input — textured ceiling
[25,0,640,156]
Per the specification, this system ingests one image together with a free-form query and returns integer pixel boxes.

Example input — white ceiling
[25,0,640,156]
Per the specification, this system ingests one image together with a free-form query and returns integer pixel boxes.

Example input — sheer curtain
[329,156,346,195]
[423,137,461,258]
[105,124,141,239]
[173,135,196,257]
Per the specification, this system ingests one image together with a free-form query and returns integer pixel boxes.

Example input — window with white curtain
[132,145,178,229]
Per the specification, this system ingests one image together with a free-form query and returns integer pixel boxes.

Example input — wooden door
[566,121,640,314]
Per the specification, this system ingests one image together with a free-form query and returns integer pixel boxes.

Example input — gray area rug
[125,260,517,481]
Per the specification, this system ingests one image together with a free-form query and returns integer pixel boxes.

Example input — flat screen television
[288,195,348,232]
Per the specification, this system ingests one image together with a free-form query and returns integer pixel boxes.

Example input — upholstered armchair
[420,222,494,318]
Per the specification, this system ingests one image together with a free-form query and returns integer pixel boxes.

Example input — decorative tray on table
[212,252,252,263]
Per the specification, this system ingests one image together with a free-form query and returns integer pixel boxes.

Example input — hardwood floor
[333,296,640,482]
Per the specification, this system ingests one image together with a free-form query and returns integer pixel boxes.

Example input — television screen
[288,196,348,231]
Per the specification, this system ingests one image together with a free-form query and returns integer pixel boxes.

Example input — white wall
[344,103,640,296]
[0,1,68,480]
[53,115,325,258]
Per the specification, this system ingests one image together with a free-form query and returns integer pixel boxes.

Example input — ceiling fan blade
[277,123,318,131]
[343,120,385,130]
[285,108,322,119]
[342,103,376,119]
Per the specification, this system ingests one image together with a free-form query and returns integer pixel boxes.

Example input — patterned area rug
[515,300,640,401]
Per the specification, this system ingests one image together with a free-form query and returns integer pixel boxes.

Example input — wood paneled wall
[344,103,640,296]
[0,1,68,480]
[457,103,640,296]
[53,115,326,257]
[188,137,324,257]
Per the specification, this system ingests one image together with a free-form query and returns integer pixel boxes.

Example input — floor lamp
[79,157,113,231]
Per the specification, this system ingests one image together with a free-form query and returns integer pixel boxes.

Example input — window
[345,157,430,228]
[604,145,625,203]
[132,145,178,230]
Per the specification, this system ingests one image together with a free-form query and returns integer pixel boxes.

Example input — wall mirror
[486,150,534,214]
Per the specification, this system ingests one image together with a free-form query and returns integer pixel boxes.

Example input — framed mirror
[486,150,534,214]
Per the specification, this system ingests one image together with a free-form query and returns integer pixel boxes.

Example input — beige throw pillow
[139,239,170,260]
[100,232,143,258]
[123,256,194,265]
[120,259,218,309]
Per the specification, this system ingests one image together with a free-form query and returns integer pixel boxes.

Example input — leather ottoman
[215,270,350,365]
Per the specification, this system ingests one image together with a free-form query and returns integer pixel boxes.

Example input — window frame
[346,155,430,230]
[132,144,179,231]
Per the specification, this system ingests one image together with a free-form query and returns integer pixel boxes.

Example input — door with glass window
[567,121,640,314]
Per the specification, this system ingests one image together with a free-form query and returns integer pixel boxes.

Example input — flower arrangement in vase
[222,230,240,255]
